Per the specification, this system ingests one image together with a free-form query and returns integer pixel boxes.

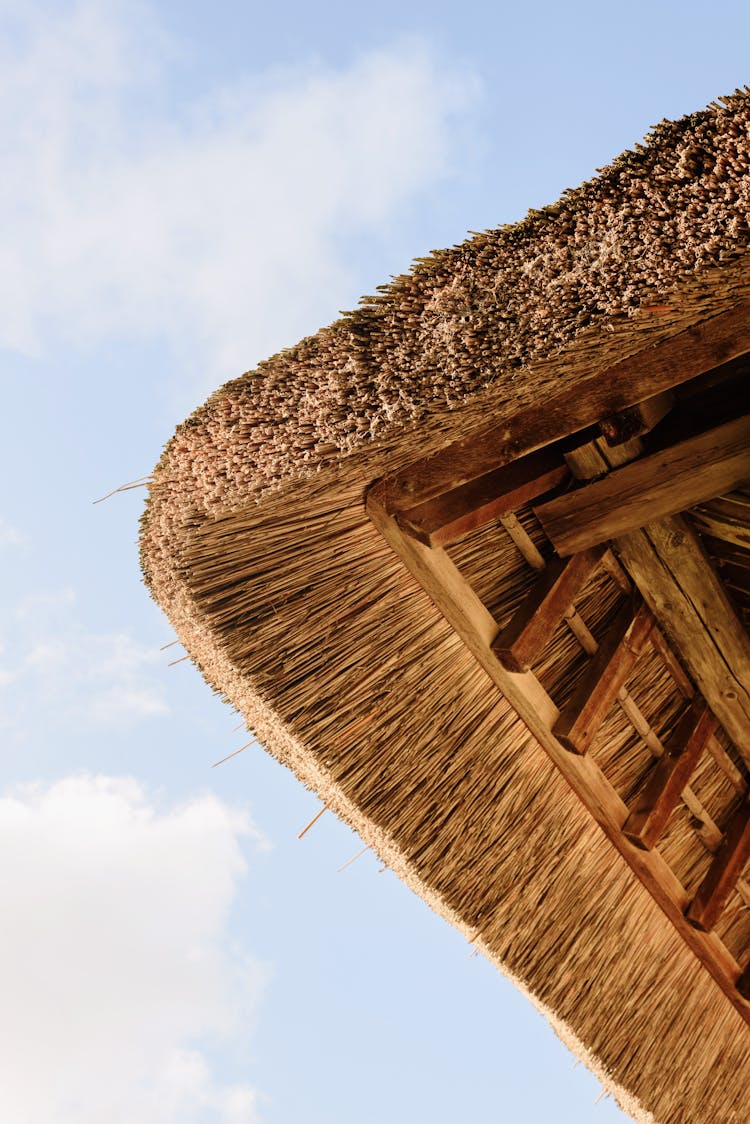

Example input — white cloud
[0,2,478,399]
[0,587,168,733]
[0,774,266,1124]
[0,517,26,548]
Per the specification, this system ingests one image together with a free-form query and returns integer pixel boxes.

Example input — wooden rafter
[690,493,750,551]
[599,390,675,446]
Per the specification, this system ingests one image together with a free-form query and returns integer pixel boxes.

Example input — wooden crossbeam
[383,301,750,512]
[367,481,750,1026]
[616,517,750,764]
[395,447,569,548]
[624,699,717,851]
[687,800,750,932]
[492,546,606,672]
[533,415,750,557]
[553,600,654,754]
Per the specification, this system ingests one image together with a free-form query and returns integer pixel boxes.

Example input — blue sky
[2,2,749,1121]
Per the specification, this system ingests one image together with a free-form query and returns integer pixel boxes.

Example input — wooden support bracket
[624,699,717,851]
[553,599,654,754]
[616,517,750,765]
[492,546,606,672]
[688,800,750,932]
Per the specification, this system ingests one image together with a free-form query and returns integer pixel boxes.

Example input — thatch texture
[141,92,750,1123]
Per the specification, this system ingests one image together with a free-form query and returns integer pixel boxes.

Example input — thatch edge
[165,569,652,1123]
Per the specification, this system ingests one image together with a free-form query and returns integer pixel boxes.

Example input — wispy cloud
[0,586,168,734]
[0,775,266,1123]
[0,2,478,401]
[0,517,26,548]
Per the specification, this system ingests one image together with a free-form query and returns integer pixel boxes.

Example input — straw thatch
[141,91,750,1123]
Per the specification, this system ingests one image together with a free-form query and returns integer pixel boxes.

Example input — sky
[1,2,749,1121]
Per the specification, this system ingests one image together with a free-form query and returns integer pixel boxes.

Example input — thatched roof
[141,91,750,1123]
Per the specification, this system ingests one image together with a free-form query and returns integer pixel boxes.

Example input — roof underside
[141,92,750,1123]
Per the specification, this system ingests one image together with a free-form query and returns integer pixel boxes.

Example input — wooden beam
[690,496,750,551]
[615,516,750,765]
[383,301,750,512]
[396,447,568,548]
[492,546,606,672]
[624,699,716,851]
[553,600,654,754]
[687,800,750,931]
[600,390,675,446]
[534,415,750,557]
[366,481,750,1026]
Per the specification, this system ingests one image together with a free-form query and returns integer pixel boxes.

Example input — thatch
[141,91,750,1123]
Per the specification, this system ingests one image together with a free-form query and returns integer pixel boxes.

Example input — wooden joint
[599,391,675,446]
[534,414,750,557]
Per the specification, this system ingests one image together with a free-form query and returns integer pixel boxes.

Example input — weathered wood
[503,514,730,851]
[707,736,748,796]
[492,546,606,672]
[564,441,609,480]
[534,415,750,557]
[499,513,546,570]
[709,543,750,574]
[687,799,750,931]
[624,699,716,850]
[600,391,675,446]
[383,301,750,512]
[553,600,654,754]
[565,434,645,482]
[366,481,750,1026]
[698,492,750,523]
[690,500,750,551]
[616,517,750,764]
[396,448,569,548]
[650,626,695,698]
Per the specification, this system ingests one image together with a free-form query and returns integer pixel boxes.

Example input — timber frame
[368,302,750,1025]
